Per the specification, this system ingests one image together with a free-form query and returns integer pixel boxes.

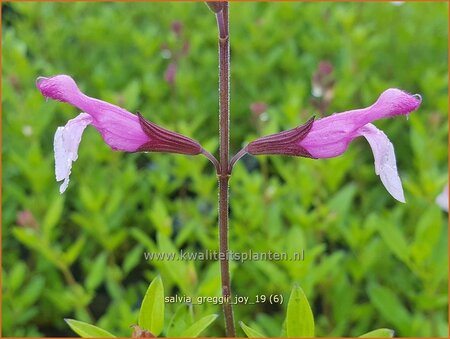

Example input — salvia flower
[37,75,202,193]
[247,89,422,202]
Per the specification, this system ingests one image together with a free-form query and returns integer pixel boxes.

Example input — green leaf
[130,227,157,251]
[410,207,442,265]
[359,328,395,338]
[63,236,86,266]
[157,233,191,294]
[8,262,27,293]
[367,283,411,334]
[167,304,192,338]
[377,216,410,264]
[122,79,141,111]
[239,321,267,338]
[286,285,314,338]
[148,199,172,237]
[85,253,108,291]
[65,319,116,338]
[17,276,45,309]
[107,230,128,251]
[180,314,218,337]
[12,227,61,268]
[280,318,287,337]
[327,184,357,216]
[42,194,65,242]
[138,276,165,336]
[122,245,144,275]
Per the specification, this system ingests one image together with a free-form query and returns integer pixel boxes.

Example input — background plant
[65,276,219,338]
[2,2,448,337]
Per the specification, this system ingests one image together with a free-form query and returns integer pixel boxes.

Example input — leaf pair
[65,276,217,338]
[240,285,394,338]
[239,285,314,338]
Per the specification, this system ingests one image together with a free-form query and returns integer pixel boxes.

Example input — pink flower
[247,89,422,202]
[37,75,202,193]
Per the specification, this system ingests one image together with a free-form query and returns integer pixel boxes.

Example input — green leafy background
[2,2,448,337]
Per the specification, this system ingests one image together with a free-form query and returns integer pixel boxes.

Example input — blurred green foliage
[2,2,448,337]
[65,276,218,338]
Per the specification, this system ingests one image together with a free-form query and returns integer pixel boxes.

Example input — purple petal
[301,89,421,158]
[54,113,93,193]
[358,123,405,202]
[37,75,150,152]
[318,88,421,129]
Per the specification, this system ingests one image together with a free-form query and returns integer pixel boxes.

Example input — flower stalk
[215,2,236,337]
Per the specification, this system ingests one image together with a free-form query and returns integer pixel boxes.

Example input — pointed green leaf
[157,234,191,294]
[123,245,144,275]
[85,253,108,291]
[367,283,411,334]
[8,262,27,292]
[17,276,45,309]
[180,314,218,337]
[286,285,314,338]
[63,236,86,265]
[65,319,116,338]
[12,227,61,268]
[239,321,267,338]
[148,199,172,237]
[377,216,410,264]
[359,328,395,338]
[410,207,442,264]
[138,276,165,336]
[42,194,65,242]
[280,319,287,338]
[167,304,191,338]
